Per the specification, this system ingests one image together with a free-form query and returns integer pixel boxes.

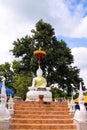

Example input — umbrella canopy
[0,82,14,96]
[74,96,87,103]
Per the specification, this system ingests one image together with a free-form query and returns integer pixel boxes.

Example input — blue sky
[58,36,87,48]
[0,0,87,86]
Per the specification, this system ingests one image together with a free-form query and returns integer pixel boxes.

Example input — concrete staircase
[11,101,77,130]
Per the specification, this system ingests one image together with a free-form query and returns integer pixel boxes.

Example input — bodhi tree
[11,19,84,98]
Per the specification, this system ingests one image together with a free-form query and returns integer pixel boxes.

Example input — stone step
[11,129,76,130]
[11,123,76,129]
[12,114,72,119]
[14,107,68,110]
[14,110,68,114]
[12,118,73,124]
[14,101,68,107]
[14,107,68,111]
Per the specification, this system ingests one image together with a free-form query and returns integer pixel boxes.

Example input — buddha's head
[36,67,43,77]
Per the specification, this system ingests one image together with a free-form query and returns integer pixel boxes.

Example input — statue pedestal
[74,120,87,130]
[0,120,11,130]
[26,87,52,102]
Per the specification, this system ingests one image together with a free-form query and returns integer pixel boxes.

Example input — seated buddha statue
[32,67,47,89]
[26,67,52,102]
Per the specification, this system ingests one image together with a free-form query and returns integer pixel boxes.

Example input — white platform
[26,87,52,102]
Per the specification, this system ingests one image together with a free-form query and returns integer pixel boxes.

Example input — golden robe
[34,77,47,88]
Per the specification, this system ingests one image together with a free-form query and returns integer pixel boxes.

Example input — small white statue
[0,76,11,120]
[69,95,75,114]
[8,94,14,114]
[74,83,87,122]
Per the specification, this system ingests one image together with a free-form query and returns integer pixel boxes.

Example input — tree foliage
[0,62,14,91]
[13,72,32,99]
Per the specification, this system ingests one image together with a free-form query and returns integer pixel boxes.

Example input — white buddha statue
[32,67,47,89]
[26,67,52,102]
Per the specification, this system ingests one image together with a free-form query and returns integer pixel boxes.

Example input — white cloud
[71,47,87,86]
[47,0,79,36]
[0,3,34,64]
[0,0,87,38]
[47,0,87,38]
[71,16,87,38]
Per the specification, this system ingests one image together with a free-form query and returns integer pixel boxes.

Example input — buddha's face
[36,67,43,77]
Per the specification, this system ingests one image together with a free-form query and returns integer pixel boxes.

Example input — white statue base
[0,103,11,121]
[74,120,87,130]
[74,101,87,122]
[0,120,11,130]
[26,87,52,102]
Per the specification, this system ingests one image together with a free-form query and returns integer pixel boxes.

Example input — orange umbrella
[34,48,46,67]
[74,96,87,103]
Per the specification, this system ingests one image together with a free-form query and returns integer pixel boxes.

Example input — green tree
[11,19,84,98]
[13,72,32,99]
[0,62,14,90]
